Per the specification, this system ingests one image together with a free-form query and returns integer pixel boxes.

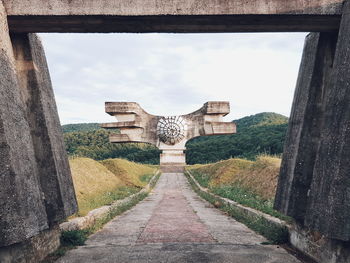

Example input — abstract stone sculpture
[101,102,236,172]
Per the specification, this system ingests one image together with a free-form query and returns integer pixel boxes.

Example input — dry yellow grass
[187,155,281,200]
[69,157,157,216]
[100,158,156,187]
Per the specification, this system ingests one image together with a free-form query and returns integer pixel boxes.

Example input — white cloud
[40,33,307,124]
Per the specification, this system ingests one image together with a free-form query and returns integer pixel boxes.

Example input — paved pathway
[57,173,301,263]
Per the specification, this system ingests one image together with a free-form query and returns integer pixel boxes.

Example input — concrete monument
[101,102,236,172]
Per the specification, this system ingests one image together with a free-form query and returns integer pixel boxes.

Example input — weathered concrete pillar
[305,0,350,241]
[0,1,48,246]
[275,0,350,242]
[0,1,77,261]
[274,32,337,222]
[11,33,77,225]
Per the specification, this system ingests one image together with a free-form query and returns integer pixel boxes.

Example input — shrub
[60,230,88,247]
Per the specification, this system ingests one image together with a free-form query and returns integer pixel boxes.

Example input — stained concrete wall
[0,1,77,260]
[0,1,48,246]
[289,224,350,263]
[274,32,337,222]
[305,0,350,241]
[0,226,61,263]
[11,33,77,225]
[275,0,350,244]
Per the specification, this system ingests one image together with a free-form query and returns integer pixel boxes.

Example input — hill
[64,129,160,164]
[62,123,101,133]
[186,155,288,220]
[234,112,288,130]
[186,112,288,164]
[187,155,281,200]
[62,112,288,164]
[70,157,157,216]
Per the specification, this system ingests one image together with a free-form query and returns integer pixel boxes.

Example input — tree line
[62,112,289,164]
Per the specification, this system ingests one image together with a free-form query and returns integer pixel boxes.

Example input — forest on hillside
[62,112,289,164]
[186,112,288,164]
[63,129,160,164]
[62,123,100,133]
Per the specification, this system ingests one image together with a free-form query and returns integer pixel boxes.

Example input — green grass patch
[211,185,290,222]
[189,170,211,188]
[140,173,154,183]
[185,172,289,244]
[149,172,161,188]
[75,186,139,217]
[220,203,289,244]
[190,170,290,222]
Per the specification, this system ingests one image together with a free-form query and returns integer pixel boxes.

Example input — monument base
[160,163,185,173]
[160,150,185,173]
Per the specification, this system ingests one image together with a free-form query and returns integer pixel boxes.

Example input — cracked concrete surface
[57,173,301,263]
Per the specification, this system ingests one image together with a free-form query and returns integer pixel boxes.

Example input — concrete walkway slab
[57,173,301,263]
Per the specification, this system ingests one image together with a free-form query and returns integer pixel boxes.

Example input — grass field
[69,157,157,216]
[187,155,289,221]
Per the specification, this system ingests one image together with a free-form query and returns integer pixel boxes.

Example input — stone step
[160,165,185,173]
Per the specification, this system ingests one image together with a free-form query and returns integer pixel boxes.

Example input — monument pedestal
[160,149,186,173]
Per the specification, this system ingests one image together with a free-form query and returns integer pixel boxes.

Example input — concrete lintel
[2,0,345,33]
[3,0,343,16]
[6,15,341,33]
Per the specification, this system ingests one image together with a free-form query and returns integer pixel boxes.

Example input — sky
[39,33,308,125]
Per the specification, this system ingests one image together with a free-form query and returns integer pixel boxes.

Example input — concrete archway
[1,1,350,262]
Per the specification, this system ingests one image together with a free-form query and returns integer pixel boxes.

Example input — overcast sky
[39,33,308,125]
